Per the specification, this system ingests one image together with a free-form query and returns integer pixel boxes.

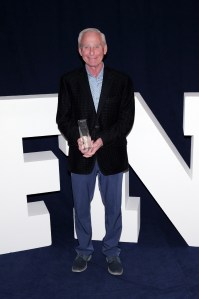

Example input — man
[56,28,135,275]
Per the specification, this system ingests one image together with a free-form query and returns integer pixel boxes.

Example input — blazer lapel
[79,68,96,114]
[97,67,113,117]
[78,66,113,117]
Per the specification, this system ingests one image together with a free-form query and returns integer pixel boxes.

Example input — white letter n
[128,92,199,246]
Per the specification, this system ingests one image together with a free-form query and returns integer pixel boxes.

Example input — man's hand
[83,138,103,158]
[77,137,93,155]
[77,137,103,158]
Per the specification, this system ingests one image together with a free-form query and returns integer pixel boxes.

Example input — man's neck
[86,63,104,78]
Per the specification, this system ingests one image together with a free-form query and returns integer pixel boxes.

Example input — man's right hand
[77,137,93,155]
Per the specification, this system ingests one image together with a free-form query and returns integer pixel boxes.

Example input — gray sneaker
[72,254,92,272]
[106,256,123,275]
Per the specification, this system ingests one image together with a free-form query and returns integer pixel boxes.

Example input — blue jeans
[71,162,123,257]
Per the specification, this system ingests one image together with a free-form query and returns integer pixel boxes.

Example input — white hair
[78,28,107,47]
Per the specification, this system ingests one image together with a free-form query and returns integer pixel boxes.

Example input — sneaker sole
[72,264,87,273]
[108,267,123,275]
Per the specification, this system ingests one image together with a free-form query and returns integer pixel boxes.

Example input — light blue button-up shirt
[86,64,104,112]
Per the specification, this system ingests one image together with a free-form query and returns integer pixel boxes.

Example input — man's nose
[89,47,94,55]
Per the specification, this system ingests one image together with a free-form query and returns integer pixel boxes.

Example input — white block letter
[0,94,60,254]
[128,93,199,246]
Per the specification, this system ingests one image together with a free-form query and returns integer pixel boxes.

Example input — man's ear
[78,47,82,57]
[104,45,108,55]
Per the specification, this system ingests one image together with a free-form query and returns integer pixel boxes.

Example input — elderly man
[56,28,134,275]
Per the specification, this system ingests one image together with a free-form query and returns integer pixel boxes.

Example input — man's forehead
[81,32,101,41]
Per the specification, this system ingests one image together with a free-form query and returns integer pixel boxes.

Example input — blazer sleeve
[56,75,79,145]
[97,75,135,146]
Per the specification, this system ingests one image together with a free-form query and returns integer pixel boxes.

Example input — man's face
[78,31,107,68]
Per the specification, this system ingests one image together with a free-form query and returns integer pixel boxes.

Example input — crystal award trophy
[78,119,92,150]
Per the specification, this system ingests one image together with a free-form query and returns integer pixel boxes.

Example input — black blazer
[56,66,135,175]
